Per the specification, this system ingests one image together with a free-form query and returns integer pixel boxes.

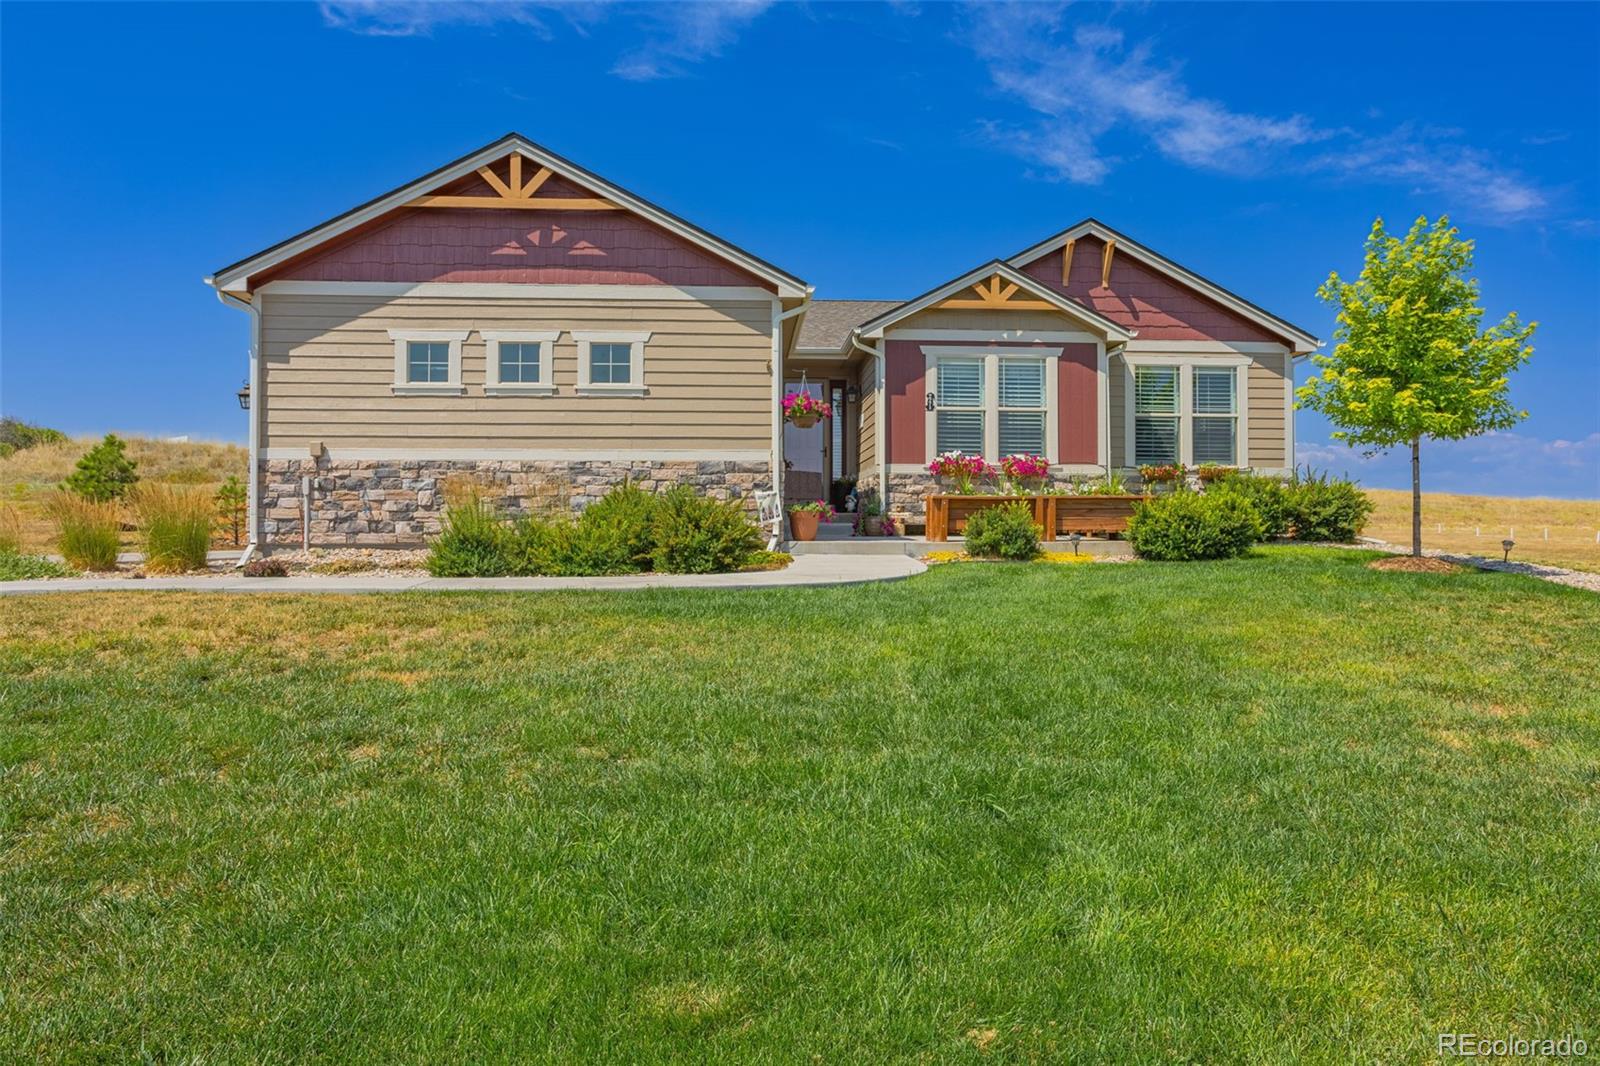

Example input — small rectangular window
[1192,368,1237,464]
[407,341,450,384]
[590,342,632,385]
[934,357,985,455]
[1133,366,1180,465]
[498,342,541,384]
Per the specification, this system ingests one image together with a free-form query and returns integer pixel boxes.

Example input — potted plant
[927,451,992,495]
[1195,463,1232,485]
[852,491,898,536]
[1000,453,1050,494]
[782,391,832,429]
[1138,463,1185,493]
[787,499,833,541]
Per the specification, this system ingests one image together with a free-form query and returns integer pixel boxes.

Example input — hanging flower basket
[783,391,832,428]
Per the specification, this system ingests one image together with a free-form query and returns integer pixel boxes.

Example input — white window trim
[1123,355,1251,468]
[389,329,469,395]
[921,345,1062,464]
[482,330,560,395]
[573,330,651,395]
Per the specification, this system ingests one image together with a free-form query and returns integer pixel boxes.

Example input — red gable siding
[1018,236,1285,344]
[255,169,770,289]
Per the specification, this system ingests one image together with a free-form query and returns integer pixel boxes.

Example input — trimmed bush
[1286,471,1373,542]
[426,494,514,577]
[134,485,213,572]
[963,502,1042,560]
[1207,472,1293,539]
[577,481,659,570]
[649,488,761,574]
[0,550,72,580]
[63,434,139,501]
[46,493,121,571]
[509,515,639,577]
[1127,492,1262,561]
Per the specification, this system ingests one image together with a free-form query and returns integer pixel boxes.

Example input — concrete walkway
[0,552,926,596]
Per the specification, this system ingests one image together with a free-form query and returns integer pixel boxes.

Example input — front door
[783,379,828,506]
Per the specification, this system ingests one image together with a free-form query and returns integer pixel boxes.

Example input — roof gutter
[214,287,260,567]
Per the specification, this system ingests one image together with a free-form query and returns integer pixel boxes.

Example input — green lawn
[3,548,1597,1062]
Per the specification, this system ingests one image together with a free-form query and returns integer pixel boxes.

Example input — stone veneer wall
[260,458,772,547]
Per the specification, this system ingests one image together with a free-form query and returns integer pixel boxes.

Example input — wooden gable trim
[406,153,620,211]
[934,274,1058,312]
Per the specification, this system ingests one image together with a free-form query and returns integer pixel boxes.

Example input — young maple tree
[1299,216,1536,556]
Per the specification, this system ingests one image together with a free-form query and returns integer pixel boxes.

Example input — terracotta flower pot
[861,516,884,536]
[789,510,820,541]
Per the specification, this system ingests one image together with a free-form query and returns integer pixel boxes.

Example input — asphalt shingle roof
[793,300,903,351]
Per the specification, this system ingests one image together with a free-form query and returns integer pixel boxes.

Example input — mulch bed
[1368,556,1466,574]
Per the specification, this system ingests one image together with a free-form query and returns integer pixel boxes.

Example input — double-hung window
[1191,368,1238,465]
[388,330,469,395]
[997,357,1047,456]
[573,331,651,394]
[1133,366,1181,465]
[1129,361,1247,467]
[482,331,559,395]
[933,357,985,455]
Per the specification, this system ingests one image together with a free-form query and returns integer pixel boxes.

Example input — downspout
[772,290,814,513]
[215,288,260,566]
[1106,341,1126,481]
[849,331,886,512]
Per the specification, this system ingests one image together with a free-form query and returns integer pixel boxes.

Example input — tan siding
[1247,353,1289,467]
[892,308,1086,333]
[857,360,877,472]
[1108,354,1128,468]
[258,292,773,453]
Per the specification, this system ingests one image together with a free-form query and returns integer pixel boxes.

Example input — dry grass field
[1365,488,1600,573]
[1,436,247,553]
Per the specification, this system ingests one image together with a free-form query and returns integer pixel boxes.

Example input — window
[408,342,449,383]
[388,330,469,394]
[1133,366,1180,465]
[573,331,651,394]
[1126,359,1249,468]
[482,331,559,395]
[998,357,1046,456]
[923,346,1065,463]
[934,357,984,455]
[1191,368,1237,465]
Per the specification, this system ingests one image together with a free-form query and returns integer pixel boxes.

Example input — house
[207,132,1319,548]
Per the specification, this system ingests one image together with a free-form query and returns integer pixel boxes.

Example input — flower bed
[924,494,1143,541]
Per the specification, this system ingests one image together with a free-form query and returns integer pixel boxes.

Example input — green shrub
[426,495,513,577]
[46,493,122,571]
[1127,492,1262,561]
[0,417,66,458]
[0,550,72,580]
[134,485,213,572]
[963,502,1042,560]
[578,481,659,570]
[649,488,761,574]
[508,514,639,576]
[62,433,139,501]
[1286,470,1374,542]
[1207,472,1292,539]
[743,549,793,571]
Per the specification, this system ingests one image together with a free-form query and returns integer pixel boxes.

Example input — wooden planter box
[924,494,1144,541]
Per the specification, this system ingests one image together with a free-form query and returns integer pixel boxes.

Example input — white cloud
[611,1,772,81]
[319,0,772,79]
[964,3,1553,223]
[1299,432,1600,499]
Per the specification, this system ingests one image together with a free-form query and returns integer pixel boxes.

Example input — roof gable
[856,260,1134,342]
[1007,219,1319,351]
[208,133,807,298]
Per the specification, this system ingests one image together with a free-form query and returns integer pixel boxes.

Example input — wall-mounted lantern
[236,382,251,410]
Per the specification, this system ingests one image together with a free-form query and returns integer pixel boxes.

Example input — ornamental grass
[132,484,214,572]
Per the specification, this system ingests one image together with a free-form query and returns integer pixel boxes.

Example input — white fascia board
[211,136,805,298]
[859,261,1133,343]
[1006,221,1320,351]
[257,280,777,302]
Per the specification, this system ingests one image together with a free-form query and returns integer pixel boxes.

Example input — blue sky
[2,1,1596,498]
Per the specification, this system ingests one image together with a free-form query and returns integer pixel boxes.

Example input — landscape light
[1070,532,1083,556]
[1501,538,1514,562]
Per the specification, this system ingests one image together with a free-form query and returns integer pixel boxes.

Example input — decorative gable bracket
[407,153,620,211]
[934,274,1057,311]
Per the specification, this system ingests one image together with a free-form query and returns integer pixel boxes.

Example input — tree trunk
[1410,436,1422,557]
